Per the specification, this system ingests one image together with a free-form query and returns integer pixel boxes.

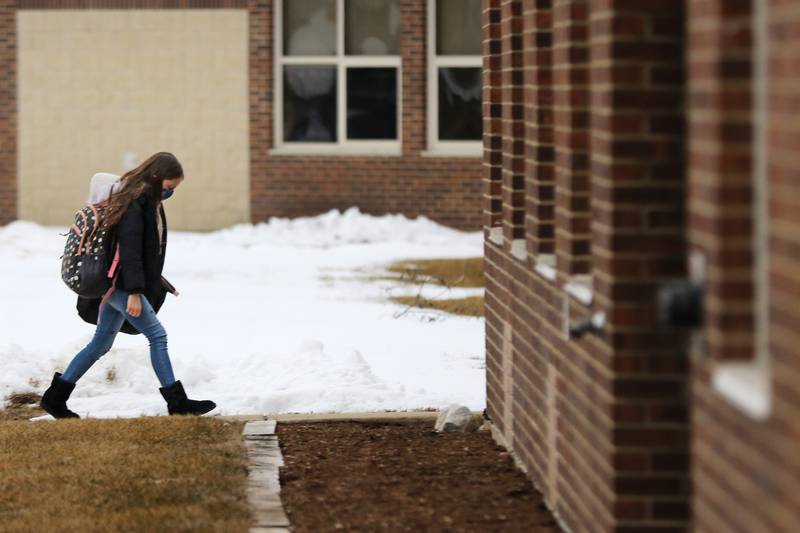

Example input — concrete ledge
[223,410,458,425]
[243,420,291,532]
[271,411,444,424]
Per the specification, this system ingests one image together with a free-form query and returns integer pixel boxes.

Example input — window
[274,0,402,154]
[427,0,483,156]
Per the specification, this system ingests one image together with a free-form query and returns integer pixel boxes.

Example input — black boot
[40,372,80,419]
[159,380,216,416]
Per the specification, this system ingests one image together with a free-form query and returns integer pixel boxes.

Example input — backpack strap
[75,209,89,255]
[98,243,121,322]
[107,243,121,279]
[84,204,100,249]
[98,271,119,322]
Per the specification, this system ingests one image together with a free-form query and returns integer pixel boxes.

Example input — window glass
[436,0,482,55]
[283,66,338,142]
[347,68,398,139]
[283,0,336,56]
[345,0,401,55]
[438,67,482,140]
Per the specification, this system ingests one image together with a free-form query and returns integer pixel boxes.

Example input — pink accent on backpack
[107,244,121,279]
[98,244,121,321]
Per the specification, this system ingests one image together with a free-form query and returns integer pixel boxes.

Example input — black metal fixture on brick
[658,280,703,329]
[568,312,606,339]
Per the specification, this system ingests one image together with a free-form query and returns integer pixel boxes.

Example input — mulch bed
[276,420,561,532]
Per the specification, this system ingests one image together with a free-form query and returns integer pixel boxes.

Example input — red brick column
[0,1,15,225]
[248,0,271,224]
[553,0,590,276]
[500,0,525,243]
[400,0,426,155]
[483,0,504,234]
[591,1,689,529]
[523,0,555,256]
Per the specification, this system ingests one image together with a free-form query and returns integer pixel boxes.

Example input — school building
[482,0,800,532]
[0,0,483,231]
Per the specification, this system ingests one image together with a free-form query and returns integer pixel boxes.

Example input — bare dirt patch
[0,416,251,531]
[277,420,561,532]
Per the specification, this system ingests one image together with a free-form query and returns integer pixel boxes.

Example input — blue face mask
[162,188,175,200]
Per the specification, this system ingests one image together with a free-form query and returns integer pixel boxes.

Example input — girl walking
[40,152,216,419]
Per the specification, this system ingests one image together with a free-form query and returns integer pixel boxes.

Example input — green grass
[0,416,251,532]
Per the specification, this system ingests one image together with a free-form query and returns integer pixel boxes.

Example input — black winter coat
[77,192,169,335]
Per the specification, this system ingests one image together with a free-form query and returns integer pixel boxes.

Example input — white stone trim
[510,238,527,261]
[564,275,593,306]
[534,254,557,281]
[420,146,482,158]
[488,226,503,245]
[269,144,402,157]
[712,363,771,420]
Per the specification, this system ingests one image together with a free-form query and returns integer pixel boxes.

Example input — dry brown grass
[384,258,484,288]
[0,392,45,421]
[390,295,484,317]
[382,258,484,317]
[0,416,251,532]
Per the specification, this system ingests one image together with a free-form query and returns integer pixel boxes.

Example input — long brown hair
[102,152,183,229]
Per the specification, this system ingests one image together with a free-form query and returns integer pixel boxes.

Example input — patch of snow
[0,208,485,418]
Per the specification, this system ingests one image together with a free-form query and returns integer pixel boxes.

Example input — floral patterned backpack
[60,198,121,299]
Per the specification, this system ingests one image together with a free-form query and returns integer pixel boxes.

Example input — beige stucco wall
[17,9,250,231]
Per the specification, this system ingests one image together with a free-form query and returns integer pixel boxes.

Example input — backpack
[60,200,121,299]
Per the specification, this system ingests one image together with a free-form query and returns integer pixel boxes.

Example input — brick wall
[483,0,503,233]
[500,0,525,242]
[484,1,689,531]
[0,0,15,226]
[0,0,483,231]
[689,0,800,531]
[523,0,555,256]
[553,0,590,277]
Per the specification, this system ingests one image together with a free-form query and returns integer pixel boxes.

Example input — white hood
[87,172,121,205]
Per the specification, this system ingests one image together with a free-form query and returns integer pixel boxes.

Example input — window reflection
[284,0,336,56]
[347,68,398,140]
[345,0,401,55]
[436,0,482,55]
[283,66,338,142]
[438,67,482,141]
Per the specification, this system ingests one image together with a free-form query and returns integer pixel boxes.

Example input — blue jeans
[62,289,176,387]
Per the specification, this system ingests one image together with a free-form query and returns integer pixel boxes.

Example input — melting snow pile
[0,208,485,418]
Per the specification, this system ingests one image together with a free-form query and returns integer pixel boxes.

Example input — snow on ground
[0,208,485,419]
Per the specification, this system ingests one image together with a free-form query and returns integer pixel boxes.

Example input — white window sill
[270,145,402,157]
[564,275,593,306]
[534,254,556,281]
[712,362,771,420]
[488,227,503,246]
[420,148,482,159]
[510,239,527,261]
